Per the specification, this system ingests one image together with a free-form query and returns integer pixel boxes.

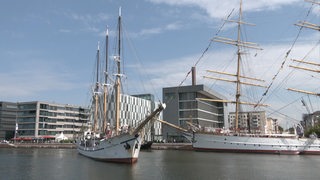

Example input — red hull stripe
[300,151,320,155]
[193,147,300,155]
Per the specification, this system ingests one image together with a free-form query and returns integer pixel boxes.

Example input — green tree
[278,126,283,133]
[288,127,295,134]
[305,125,320,138]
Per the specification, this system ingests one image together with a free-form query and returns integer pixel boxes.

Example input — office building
[0,102,18,140]
[104,93,162,142]
[17,101,90,140]
[132,94,162,141]
[163,84,227,142]
[228,111,266,133]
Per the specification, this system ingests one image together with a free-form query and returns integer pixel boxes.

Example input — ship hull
[77,133,141,163]
[185,133,320,155]
[140,141,153,150]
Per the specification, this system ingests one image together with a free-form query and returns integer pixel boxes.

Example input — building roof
[163,84,227,100]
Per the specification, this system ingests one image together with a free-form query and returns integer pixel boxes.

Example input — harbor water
[1,148,320,180]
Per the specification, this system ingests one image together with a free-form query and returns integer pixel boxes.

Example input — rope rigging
[254,3,315,107]
[177,8,235,88]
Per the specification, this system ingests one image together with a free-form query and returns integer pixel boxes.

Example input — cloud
[148,0,301,19]
[125,32,319,125]
[67,12,109,24]
[0,70,74,97]
[311,3,320,16]
[0,52,82,102]
[61,11,110,33]
[134,22,183,37]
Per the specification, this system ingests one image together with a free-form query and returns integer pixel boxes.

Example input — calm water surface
[1,148,319,180]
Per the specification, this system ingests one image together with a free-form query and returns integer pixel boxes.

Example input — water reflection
[1,149,320,180]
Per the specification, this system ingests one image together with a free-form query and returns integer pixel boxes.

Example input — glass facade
[16,102,90,139]
[104,94,161,141]
[0,102,18,140]
[178,91,224,129]
[163,85,227,142]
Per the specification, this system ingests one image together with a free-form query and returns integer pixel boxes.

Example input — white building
[228,111,266,134]
[17,101,90,140]
[265,117,279,134]
[102,93,162,142]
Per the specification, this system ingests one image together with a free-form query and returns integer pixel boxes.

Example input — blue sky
[1,0,319,127]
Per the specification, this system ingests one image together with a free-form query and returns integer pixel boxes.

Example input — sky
[0,0,319,127]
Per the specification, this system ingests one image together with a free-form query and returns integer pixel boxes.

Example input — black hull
[140,141,153,150]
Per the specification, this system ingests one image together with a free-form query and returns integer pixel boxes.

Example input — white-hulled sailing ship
[76,8,165,163]
[184,0,320,155]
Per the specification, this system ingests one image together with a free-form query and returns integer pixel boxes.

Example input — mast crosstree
[288,0,320,96]
[200,0,265,131]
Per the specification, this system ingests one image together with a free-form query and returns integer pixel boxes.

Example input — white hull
[77,133,141,163]
[185,133,320,155]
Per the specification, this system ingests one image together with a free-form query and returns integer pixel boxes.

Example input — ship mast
[199,0,265,132]
[93,42,100,132]
[115,7,122,135]
[103,27,109,133]
[234,1,243,130]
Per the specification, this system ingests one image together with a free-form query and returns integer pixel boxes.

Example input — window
[179,110,197,118]
[179,101,196,109]
[164,93,175,101]
[179,92,196,100]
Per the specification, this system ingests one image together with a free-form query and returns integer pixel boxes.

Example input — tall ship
[184,0,320,155]
[76,8,165,163]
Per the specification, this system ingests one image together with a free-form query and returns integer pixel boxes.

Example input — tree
[278,126,283,133]
[288,127,295,134]
[305,125,320,138]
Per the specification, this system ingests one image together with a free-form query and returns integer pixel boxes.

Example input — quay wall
[0,143,193,150]
[0,143,76,149]
[151,143,192,150]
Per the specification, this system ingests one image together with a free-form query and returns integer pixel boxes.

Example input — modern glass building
[162,84,227,142]
[132,94,162,141]
[16,101,90,140]
[0,102,18,140]
[104,93,162,142]
[1,97,163,142]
